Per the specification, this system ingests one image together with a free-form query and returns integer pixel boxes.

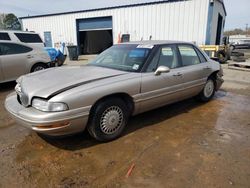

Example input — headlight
[32,98,68,112]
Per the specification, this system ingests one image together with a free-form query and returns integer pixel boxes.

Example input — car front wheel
[87,98,129,142]
[197,78,216,102]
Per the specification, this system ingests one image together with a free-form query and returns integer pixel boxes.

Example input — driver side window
[146,45,179,72]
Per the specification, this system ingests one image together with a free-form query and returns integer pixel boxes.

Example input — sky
[0,0,249,30]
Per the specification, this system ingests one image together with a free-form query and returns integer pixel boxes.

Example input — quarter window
[14,33,43,43]
[178,45,201,66]
[195,47,207,63]
[0,43,32,56]
[0,32,11,41]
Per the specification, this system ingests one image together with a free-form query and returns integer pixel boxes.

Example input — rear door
[176,44,212,96]
[0,32,11,82]
[0,42,33,82]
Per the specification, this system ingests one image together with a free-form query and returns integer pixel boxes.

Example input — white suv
[0,30,44,48]
[0,41,51,83]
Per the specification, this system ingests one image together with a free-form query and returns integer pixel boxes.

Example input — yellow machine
[199,36,231,63]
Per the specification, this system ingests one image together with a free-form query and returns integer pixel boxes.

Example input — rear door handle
[173,72,182,76]
[26,55,33,59]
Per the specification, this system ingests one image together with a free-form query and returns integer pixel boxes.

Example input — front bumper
[215,74,224,91]
[5,92,90,136]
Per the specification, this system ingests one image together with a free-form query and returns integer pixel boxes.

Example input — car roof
[0,30,37,34]
[0,40,36,47]
[121,40,195,46]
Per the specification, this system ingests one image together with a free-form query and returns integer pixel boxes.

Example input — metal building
[20,0,226,55]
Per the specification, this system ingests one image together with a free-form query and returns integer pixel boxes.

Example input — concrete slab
[228,60,250,71]
[64,55,97,66]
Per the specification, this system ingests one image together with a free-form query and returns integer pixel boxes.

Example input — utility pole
[246,24,249,36]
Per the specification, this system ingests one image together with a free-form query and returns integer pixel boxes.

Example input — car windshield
[88,44,152,72]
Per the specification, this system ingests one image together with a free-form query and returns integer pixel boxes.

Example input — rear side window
[0,32,11,41]
[0,43,32,55]
[178,45,201,66]
[14,33,43,43]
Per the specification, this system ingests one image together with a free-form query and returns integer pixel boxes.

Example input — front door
[139,45,185,113]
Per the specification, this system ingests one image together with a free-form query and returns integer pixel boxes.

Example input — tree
[0,14,5,29]
[2,13,21,30]
[224,28,250,36]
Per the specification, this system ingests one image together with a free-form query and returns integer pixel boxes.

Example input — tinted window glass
[14,33,43,43]
[178,45,201,66]
[0,32,11,40]
[0,43,32,55]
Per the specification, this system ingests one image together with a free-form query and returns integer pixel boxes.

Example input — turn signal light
[35,122,70,129]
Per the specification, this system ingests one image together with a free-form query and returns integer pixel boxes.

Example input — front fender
[48,73,142,111]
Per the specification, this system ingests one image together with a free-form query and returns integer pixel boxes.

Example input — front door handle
[173,72,182,76]
[203,66,211,70]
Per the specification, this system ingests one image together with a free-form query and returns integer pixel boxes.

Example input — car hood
[17,65,128,106]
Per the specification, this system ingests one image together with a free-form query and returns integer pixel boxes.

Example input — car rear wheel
[197,78,216,102]
[31,63,48,72]
[87,98,129,142]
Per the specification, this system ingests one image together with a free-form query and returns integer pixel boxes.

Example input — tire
[231,56,246,62]
[231,51,244,57]
[215,50,228,64]
[31,63,48,72]
[87,98,129,142]
[197,78,216,102]
[230,45,235,51]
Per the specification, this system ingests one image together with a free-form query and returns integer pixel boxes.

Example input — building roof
[216,0,227,16]
[20,0,185,19]
[20,0,227,21]
[0,30,35,34]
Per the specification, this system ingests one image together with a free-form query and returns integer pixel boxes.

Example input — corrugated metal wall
[22,0,210,47]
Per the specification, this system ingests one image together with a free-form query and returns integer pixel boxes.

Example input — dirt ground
[0,64,250,188]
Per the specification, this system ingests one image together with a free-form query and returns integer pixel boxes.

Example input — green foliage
[0,14,5,29]
[0,13,21,30]
[224,28,250,36]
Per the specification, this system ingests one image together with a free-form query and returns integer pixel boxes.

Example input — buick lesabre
[5,41,224,141]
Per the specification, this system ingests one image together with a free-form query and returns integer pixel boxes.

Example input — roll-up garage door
[77,17,113,54]
[78,17,112,31]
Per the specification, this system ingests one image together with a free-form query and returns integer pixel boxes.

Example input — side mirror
[154,66,170,76]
